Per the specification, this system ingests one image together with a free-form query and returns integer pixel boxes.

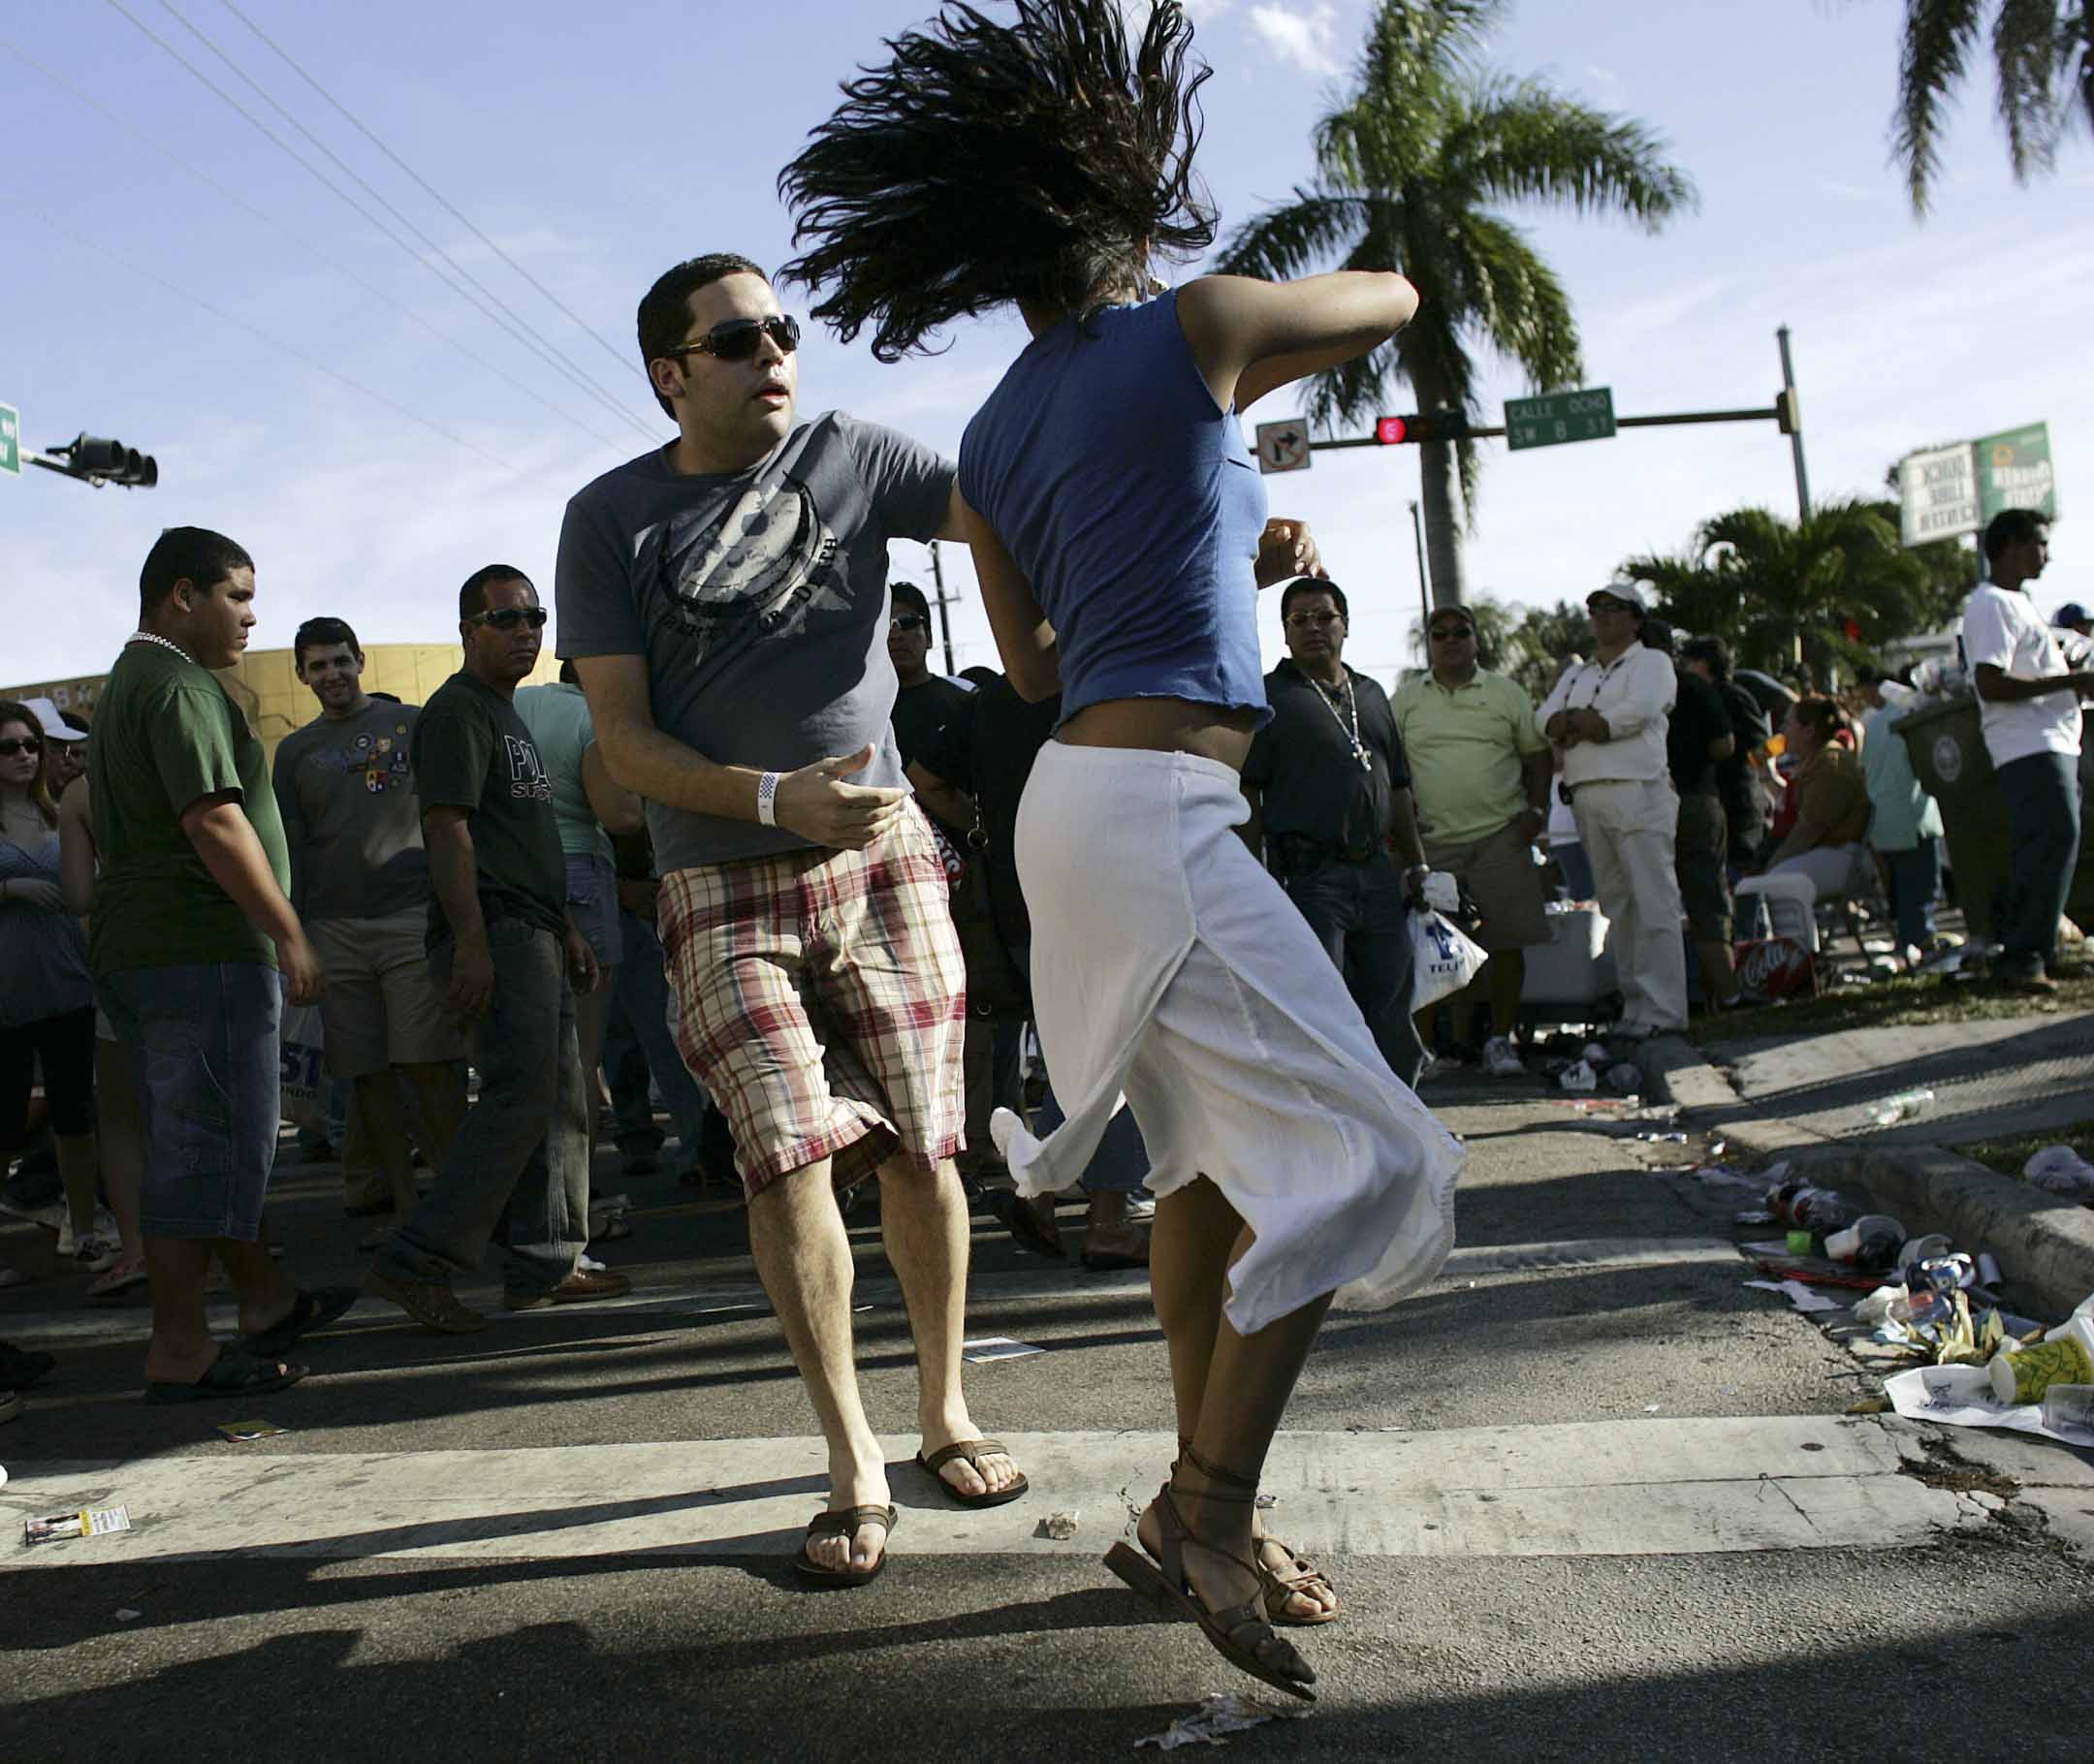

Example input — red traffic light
[1376,417,1409,445]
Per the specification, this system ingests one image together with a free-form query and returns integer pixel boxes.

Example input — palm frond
[1448,79,1697,229]
[1214,191,1372,282]
[1894,0,1989,213]
[1449,210,1582,392]
[1995,0,2066,176]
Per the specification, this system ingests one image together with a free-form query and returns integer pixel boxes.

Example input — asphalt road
[4,1068,2091,1762]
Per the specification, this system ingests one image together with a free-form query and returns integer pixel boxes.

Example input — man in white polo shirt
[1538,583,1684,1037]
[1962,511,2094,992]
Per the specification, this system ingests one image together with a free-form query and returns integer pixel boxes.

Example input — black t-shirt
[1667,668,1732,797]
[891,674,975,772]
[920,674,1061,961]
[1715,678,1771,842]
[1242,659,1410,853]
[410,671,566,945]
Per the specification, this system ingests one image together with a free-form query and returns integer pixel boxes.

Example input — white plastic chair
[1734,870,1819,954]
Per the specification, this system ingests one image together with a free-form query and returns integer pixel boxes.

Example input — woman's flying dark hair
[777,0,1216,362]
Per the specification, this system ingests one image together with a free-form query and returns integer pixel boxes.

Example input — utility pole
[1776,325,1811,521]
[1408,500,1430,656]
[927,541,958,677]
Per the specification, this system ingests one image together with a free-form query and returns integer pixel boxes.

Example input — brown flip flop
[794,1503,897,1587]
[917,1437,1030,1508]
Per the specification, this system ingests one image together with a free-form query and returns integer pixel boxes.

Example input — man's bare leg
[354,1072,421,1221]
[1142,1177,1333,1617]
[1486,951,1527,1039]
[746,1156,889,1575]
[876,1150,1021,1499]
[143,1236,296,1386]
[403,1060,468,1166]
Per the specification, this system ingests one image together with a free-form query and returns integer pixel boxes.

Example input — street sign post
[0,403,18,477]
[1976,422,2056,525]
[1254,419,1311,475]
[1897,443,1981,547]
[1505,388,1615,452]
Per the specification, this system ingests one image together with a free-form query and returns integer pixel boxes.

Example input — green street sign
[1506,387,1615,452]
[0,403,17,477]
[1976,422,2056,524]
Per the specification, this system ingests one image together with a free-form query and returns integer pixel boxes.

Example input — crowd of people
[0,0,2084,1706]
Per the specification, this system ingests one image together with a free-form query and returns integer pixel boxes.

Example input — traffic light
[47,433,158,488]
[1774,390,1801,436]
[1376,410,1471,445]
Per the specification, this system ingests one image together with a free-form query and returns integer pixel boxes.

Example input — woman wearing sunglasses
[780,0,1459,1701]
[0,698,111,1274]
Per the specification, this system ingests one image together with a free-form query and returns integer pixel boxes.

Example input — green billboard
[1976,422,2055,524]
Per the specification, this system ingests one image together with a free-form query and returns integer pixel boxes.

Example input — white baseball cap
[1586,580,1649,613]
[18,697,88,741]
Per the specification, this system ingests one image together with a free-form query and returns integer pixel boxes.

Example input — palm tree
[1619,498,1970,680]
[1215,0,1694,609]
[1877,1,2094,212]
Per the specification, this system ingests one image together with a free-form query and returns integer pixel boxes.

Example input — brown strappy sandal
[1103,1446,1317,1702]
[1141,1439,1341,1626]
[793,1503,897,1587]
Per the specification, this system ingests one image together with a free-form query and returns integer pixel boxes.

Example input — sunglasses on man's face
[665,314,802,364]
[1429,624,1475,642]
[889,614,929,634]
[467,606,548,632]
[0,738,41,757]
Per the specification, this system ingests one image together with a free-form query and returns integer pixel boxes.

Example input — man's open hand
[774,744,909,851]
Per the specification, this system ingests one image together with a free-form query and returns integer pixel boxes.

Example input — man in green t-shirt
[365,566,627,1332]
[91,527,357,1402]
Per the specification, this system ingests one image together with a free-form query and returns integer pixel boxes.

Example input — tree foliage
[1402,594,1593,703]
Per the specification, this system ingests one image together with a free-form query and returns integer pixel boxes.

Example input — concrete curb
[1637,1033,2094,1320]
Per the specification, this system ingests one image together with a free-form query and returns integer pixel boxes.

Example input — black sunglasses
[0,737,42,757]
[1429,624,1475,640]
[467,606,548,632]
[889,614,929,634]
[665,314,801,364]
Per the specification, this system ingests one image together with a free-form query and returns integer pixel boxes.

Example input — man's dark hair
[294,615,363,670]
[1793,695,1842,740]
[777,0,1215,362]
[891,581,931,620]
[459,564,533,622]
[558,658,580,685]
[1854,663,1885,687]
[60,709,91,734]
[139,526,253,614]
[1984,507,2047,563]
[1680,633,1732,681]
[637,253,770,419]
[1638,617,1676,656]
[1280,578,1348,623]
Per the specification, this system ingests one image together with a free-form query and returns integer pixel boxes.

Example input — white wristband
[755,772,781,828]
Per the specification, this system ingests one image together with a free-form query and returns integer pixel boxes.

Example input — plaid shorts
[657,803,968,1197]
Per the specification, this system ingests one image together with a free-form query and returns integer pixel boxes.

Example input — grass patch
[1954,1124,2094,1181]
[1682,971,2094,1047]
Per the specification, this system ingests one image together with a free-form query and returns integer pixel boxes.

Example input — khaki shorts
[1422,816,1552,953]
[310,908,466,1078]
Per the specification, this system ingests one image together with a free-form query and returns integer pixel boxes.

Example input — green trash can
[1896,693,2094,944]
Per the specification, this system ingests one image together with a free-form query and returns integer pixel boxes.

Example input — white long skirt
[1000,742,1463,1336]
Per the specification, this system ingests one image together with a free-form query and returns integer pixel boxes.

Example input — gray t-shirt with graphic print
[554,413,953,870]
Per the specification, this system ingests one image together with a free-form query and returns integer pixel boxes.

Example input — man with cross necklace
[1241,576,1430,1088]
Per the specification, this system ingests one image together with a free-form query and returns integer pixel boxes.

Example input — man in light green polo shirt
[1392,607,1553,1077]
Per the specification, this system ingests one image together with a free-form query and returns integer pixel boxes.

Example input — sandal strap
[806,1503,898,1539]
[1174,1443,1262,1500]
[919,1437,1007,1475]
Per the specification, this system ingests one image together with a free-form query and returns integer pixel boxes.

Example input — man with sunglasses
[555,252,1020,1583]
[1390,606,1552,1077]
[365,567,625,1333]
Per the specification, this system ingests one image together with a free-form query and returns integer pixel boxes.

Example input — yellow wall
[3,644,562,766]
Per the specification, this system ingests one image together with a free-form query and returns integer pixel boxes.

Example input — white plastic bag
[1410,909,1487,1009]
[279,1002,327,1130]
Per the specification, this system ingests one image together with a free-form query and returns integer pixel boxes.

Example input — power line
[103,0,658,442]
[216,0,644,388]
[0,37,628,454]
[9,196,520,476]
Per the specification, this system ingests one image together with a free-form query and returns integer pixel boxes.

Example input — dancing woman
[781,0,1461,1698]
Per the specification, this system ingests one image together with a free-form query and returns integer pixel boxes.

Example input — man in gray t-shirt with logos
[555,252,1025,1585]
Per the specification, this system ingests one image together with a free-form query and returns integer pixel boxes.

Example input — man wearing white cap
[20,699,90,794]
[1537,583,1686,1037]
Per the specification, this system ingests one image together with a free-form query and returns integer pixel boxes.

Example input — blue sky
[4,0,2089,687]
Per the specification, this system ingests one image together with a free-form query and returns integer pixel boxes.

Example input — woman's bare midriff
[1055,697,1260,772]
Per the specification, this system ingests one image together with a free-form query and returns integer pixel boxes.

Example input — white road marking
[1,1417,1966,1568]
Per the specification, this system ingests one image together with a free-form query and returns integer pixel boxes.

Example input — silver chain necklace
[126,631,194,663]
[1310,671,1374,773]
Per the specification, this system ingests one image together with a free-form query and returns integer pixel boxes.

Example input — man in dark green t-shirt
[365,566,626,1331]
[91,526,356,1403]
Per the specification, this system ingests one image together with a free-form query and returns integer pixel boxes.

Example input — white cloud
[1247,3,1342,77]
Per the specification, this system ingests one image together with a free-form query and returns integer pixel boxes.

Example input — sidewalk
[1639,1003,2094,1317]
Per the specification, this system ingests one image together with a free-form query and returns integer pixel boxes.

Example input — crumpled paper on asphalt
[1743,1278,1845,1314]
[1134,1693,1307,1749]
[1884,1363,2094,1446]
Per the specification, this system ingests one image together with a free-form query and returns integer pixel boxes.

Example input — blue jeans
[375,920,587,1296]
[1280,854,1424,1087]
[1992,751,2081,975]
[603,908,711,1153]
[1879,839,1941,952]
[98,961,281,1241]
[563,854,622,966]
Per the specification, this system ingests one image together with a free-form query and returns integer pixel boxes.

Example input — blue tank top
[958,291,1271,729]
